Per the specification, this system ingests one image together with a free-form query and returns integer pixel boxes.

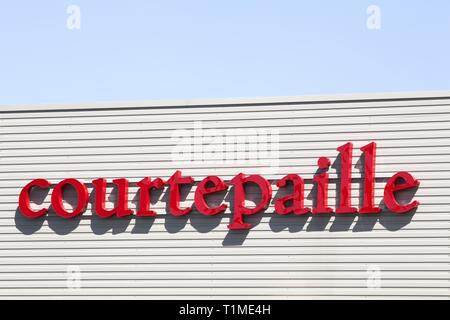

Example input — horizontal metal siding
[1,94,450,299]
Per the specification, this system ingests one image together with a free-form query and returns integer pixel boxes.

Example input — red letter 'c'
[18,179,51,218]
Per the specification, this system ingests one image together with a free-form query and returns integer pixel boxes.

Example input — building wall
[1,92,449,299]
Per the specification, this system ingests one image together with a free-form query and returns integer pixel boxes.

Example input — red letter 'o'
[51,179,89,218]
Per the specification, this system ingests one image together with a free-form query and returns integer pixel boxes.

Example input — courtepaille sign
[18,142,420,230]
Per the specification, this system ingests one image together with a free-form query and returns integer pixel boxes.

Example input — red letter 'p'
[228,173,272,230]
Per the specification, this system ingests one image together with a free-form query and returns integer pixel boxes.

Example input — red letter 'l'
[336,142,358,213]
[360,142,381,213]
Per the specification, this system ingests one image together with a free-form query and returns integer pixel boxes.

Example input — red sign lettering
[17,142,420,230]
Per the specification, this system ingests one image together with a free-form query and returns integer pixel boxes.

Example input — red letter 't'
[136,177,166,217]
[167,170,194,216]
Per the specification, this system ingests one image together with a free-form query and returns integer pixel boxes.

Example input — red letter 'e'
[384,172,420,213]
[194,176,228,215]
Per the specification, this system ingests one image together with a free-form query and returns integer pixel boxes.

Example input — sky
[0,0,450,105]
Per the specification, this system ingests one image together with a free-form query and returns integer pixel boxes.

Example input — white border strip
[1,90,450,112]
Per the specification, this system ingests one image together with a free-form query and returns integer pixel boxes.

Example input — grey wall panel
[1,92,449,299]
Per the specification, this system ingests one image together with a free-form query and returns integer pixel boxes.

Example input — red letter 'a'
[384,172,420,213]
[92,178,134,218]
[167,170,194,216]
[275,174,310,215]
[359,142,381,213]
[194,176,228,216]
[228,173,272,230]
[336,142,358,213]
[18,179,51,218]
[136,177,166,217]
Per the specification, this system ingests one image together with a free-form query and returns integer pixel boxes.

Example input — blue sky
[1,1,450,104]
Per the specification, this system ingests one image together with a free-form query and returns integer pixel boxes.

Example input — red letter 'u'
[92,178,133,218]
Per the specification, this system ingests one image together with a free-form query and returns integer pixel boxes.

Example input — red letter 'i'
[312,157,334,214]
